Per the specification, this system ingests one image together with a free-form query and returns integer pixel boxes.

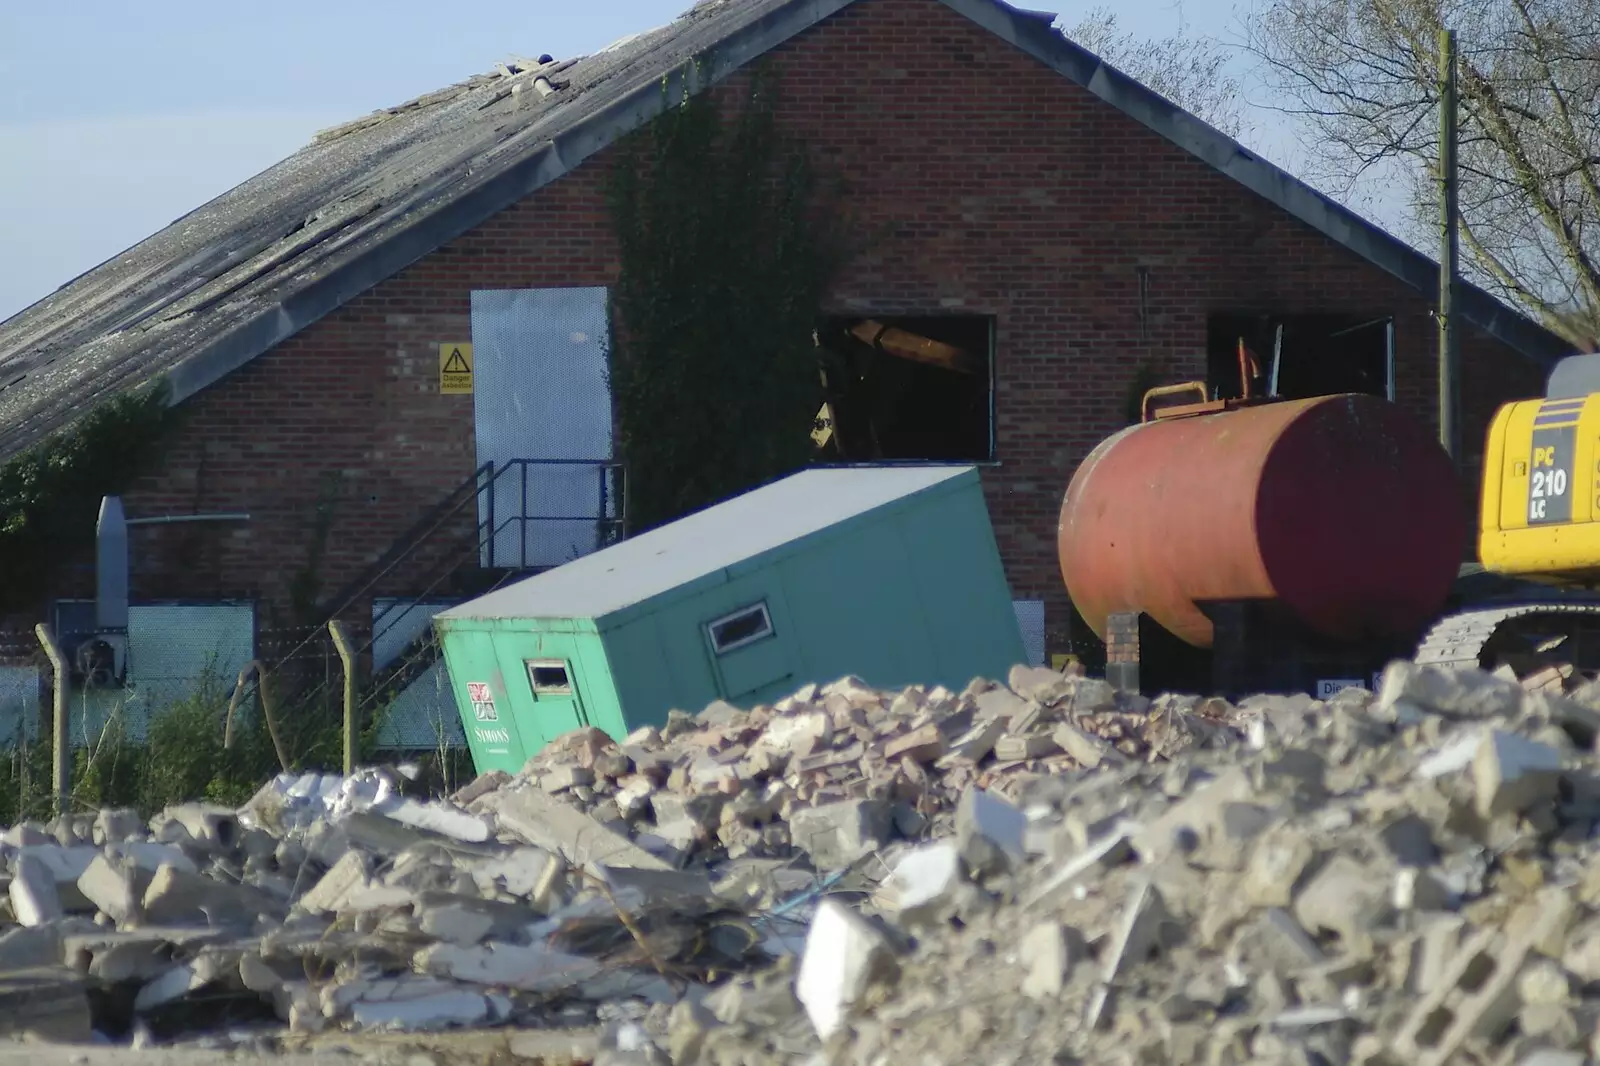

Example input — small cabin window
[526,660,572,695]
[707,602,774,655]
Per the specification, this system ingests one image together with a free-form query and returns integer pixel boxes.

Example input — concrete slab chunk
[349,989,490,1031]
[9,854,62,927]
[417,941,604,992]
[955,786,1026,876]
[372,797,492,842]
[297,851,371,916]
[1473,729,1562,818]
[418,903,495,946]
[885,841,964,926]
[1293,854,1392,953]
[0,924,63,970]
[78,854,141,926]
[1020,919,1074,1000]
[483,788,669,874]
[795,899,899,1040]
[141,863,286,927]
[789,799,894,871]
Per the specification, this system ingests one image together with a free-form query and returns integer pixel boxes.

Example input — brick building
[0,0,1574,733]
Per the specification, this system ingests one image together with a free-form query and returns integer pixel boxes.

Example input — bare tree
[1245,0,1600,349]
[1063,8,1248,139]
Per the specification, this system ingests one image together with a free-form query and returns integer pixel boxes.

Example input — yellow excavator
[1417,352,1600,674]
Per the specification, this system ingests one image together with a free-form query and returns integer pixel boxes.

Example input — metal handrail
[480,458,627,571]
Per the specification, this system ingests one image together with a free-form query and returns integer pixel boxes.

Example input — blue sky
[0,0,1345,323]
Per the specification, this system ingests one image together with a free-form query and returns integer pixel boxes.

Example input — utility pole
[1438,27,1461,463]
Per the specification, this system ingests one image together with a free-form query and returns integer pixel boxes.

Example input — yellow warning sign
[439,343,473,394]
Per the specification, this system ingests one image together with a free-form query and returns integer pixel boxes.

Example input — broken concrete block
[789,799,894,871]
[418,903,496,946]
[1242,825,1316,907]
[1393,887,1574,1065]
[1474,729,1562,819]
[1086,877,1173,1030]
[540,765,595,793]
[9,853,62,927]
[1008,664,1071,703]
[0,969,93,1043]
[463,846,562,908]
[417,941,603,992]
[936,718,1007,766]
[87,936,178,983]
[451,769,511,807]
[484,788,669,874]
[884,722,947,763]
[973,686,1033,723]
[0,924,63,970]
[162,802,241,851]
[955,786,1026,877]
[1020,919,1075,1000]
[993,732,1061,761]
[133,962,198,1012]
[1378,661,1524,721]
[1238,907,1326,972]
[1393,867,1454,912]
[1517,960,1571,1006]
[77,854,141,926]
[1379,814,1441,868]
[141,863,286,927]
[372,796,492,842]
[91,808,142,846]
[1052,722,1121,769]
[349,989,491,1031]
[297,850,371,916]
[667,997,721,1065]
[1072,677,1118,712]
[884,841,965,927]
[1293,854,1393,954]
[795,899,900,1040]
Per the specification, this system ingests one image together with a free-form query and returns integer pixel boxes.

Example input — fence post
[33,624,69,817]
[328,622,357,776]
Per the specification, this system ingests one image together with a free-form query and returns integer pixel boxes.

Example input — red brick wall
[104,0,1546,657]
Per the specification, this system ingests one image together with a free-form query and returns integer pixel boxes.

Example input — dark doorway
[1207,313,1393,403]
[815,315,995,462]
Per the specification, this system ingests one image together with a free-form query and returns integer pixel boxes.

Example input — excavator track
[1414,602,1600,671]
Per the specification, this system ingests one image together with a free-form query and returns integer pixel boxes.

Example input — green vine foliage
[605,65,849,534]
[0,383,178,615]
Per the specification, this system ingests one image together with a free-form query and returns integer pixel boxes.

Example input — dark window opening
[1206,313,1393,403]
[708,602,774,655]
[815,315,995,462]
[527,660,572,695]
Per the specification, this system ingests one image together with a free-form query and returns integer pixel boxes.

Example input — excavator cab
[1416,353,1600,677]
[1480,352,1600,585]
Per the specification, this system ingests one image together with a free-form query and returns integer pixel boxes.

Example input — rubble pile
[11,659,1600,1062]
[0,668,1232,1056]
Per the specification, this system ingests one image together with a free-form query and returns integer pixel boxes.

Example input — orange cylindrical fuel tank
[1058,393,1467,649]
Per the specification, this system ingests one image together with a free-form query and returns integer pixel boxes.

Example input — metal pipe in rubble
[225,659,291,774]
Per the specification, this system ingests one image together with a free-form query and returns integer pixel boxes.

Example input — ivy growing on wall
[604,63,849,534]
[0,382,179,615]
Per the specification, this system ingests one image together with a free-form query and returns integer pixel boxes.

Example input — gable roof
[0,0,1574,460]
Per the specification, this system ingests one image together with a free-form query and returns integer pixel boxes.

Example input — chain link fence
[0,600,479,752]
[367,598,465,753]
